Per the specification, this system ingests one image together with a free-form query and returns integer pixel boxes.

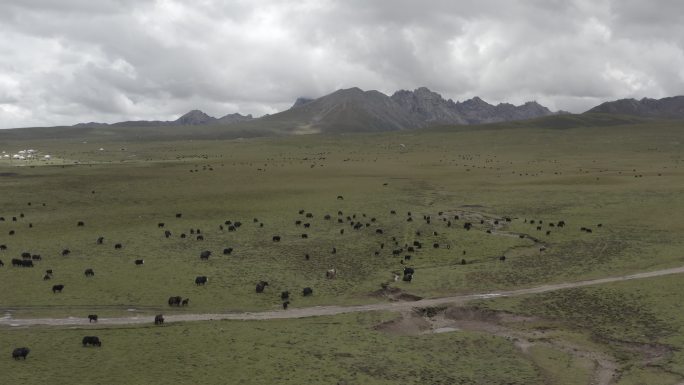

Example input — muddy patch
[374,313,431,335]
[610,340,674,365]
[370,286,423,302]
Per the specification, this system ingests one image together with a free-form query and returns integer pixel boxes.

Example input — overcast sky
[1,0,684,128]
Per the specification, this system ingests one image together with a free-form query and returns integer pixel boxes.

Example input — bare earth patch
[375,306,620,385]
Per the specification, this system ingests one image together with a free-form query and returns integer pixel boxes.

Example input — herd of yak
[1,196,601,361]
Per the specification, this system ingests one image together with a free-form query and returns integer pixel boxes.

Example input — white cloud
[0,0,683,128]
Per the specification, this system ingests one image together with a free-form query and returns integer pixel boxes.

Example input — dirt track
[3,265,683,328]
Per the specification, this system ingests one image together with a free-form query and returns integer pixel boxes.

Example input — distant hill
[74,110,253,128]
[586,96,684,119]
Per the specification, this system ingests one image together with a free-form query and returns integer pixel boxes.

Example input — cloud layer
[1,0,684,128]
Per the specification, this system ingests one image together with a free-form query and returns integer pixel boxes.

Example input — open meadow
[1,119,683,384]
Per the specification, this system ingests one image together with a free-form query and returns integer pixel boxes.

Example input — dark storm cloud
[1,0,683,128]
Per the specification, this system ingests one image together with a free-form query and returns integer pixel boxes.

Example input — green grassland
[0,118,683,384]
[0,312,546,385]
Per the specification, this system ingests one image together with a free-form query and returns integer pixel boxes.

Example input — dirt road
[3,265,683,328]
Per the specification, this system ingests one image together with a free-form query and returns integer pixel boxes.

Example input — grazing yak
[61,249,71,256]
[12,347,30,360]
[200,250,211,260]
[154,314,164,325]
[282,301,290,309]
[302,287,313,296]
[88,314,98,323]
[281,291,290,300]
[84,268,95,277]
[223,248,233,255]
[96,237,104,244]
[195,276,208,286]
[12,258,32,267]
[77,221,85,227]
[135,259,144,265]
[82,336,102,347]
[326,268,337,279]
[256,281,269,293]
[168,296,182,306]
[164,230,172,238]
[52,284,64,293]
[403,267,414,282]
[272,235,281,242]
[114,243,122,249]
[181,298,189,306]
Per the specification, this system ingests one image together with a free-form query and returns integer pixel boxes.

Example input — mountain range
[6,88,681,140]
[73,87,561,133]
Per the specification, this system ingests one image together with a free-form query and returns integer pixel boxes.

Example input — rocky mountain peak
[291,97,314,109]
[175,110,216,125]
